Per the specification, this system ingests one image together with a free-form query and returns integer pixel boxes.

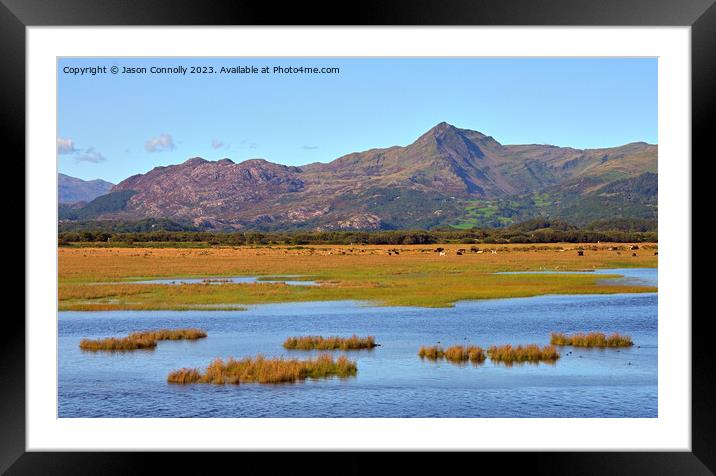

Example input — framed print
[6,0,712,472]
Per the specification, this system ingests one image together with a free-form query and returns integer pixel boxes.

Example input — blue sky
[58,57,657,184]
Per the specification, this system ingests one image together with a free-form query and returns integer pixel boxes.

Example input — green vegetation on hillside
[450,172,657,229]
[59,190,137,220]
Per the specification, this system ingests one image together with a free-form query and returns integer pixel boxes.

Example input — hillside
[58,173,115,204]
[59,123,657,230]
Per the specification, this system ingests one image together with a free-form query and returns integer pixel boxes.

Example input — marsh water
[496,268,657,287]
[58,268,657,418]
[131,275,318,286]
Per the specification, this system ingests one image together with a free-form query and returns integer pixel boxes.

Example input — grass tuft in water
[550,332,633,347]
[80,328,207,351]
[444,345,487,363]
[167,367,202,384]
[283,335,377,350]
[79,336,157,351]
[486,344,560,364]
[128,328,207,341]
[167,354,357,385]
[418,345,445,360]
[419,345,486,364]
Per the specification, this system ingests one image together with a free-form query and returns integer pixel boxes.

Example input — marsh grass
[128,328,207,341]
[80,328,207,351]
[166,367,202,384]
[418,345,445,360]
[444,345,486,363]
[420,345,486,364]
[487,344,560,365]
[79,336,157,351]
[59,245,657,311]
[283,335,377,350]
[550,332,633,348]
[167,354,357,385]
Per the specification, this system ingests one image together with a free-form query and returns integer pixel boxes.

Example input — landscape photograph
[57,57,658,418]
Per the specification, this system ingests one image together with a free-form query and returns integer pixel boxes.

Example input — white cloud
[145,133,175,152]
[75,148,106,163]
[238,139,258,149]
[57,137,77,154]
[211,139,224,149]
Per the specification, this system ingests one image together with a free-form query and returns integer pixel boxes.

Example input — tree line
[58,218,657,246]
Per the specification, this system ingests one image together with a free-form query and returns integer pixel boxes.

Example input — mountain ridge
[58,173,115,204]
[60,123,657,230]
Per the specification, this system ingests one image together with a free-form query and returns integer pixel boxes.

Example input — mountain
[58,173,114,204]
[60,123,657,230]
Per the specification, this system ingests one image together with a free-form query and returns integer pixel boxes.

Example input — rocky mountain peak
[183,157,208,166]
[64,123,658,230]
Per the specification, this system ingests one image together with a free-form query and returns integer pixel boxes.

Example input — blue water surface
[58,268,657,418]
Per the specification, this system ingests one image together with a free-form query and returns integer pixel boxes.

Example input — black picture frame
[4,0,710,472]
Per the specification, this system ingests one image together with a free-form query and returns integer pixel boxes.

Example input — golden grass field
[58,243,657,311]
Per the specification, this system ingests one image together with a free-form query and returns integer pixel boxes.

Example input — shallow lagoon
[130,275,318,286]
[58,268,657,418]
[495,268,657,287]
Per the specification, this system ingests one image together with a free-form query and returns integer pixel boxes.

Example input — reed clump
[80,328,207,351]
[128,328,207,341]
[487,344,560,364]
[79,336,157,351]
[167,367,202,384]
[167,354,357,385]
[418,345,445,360]
[550,332,633,348]
[282,335,377,350]
[419,345,486,364]
[444,345,486,363]
[467,346,487,362]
